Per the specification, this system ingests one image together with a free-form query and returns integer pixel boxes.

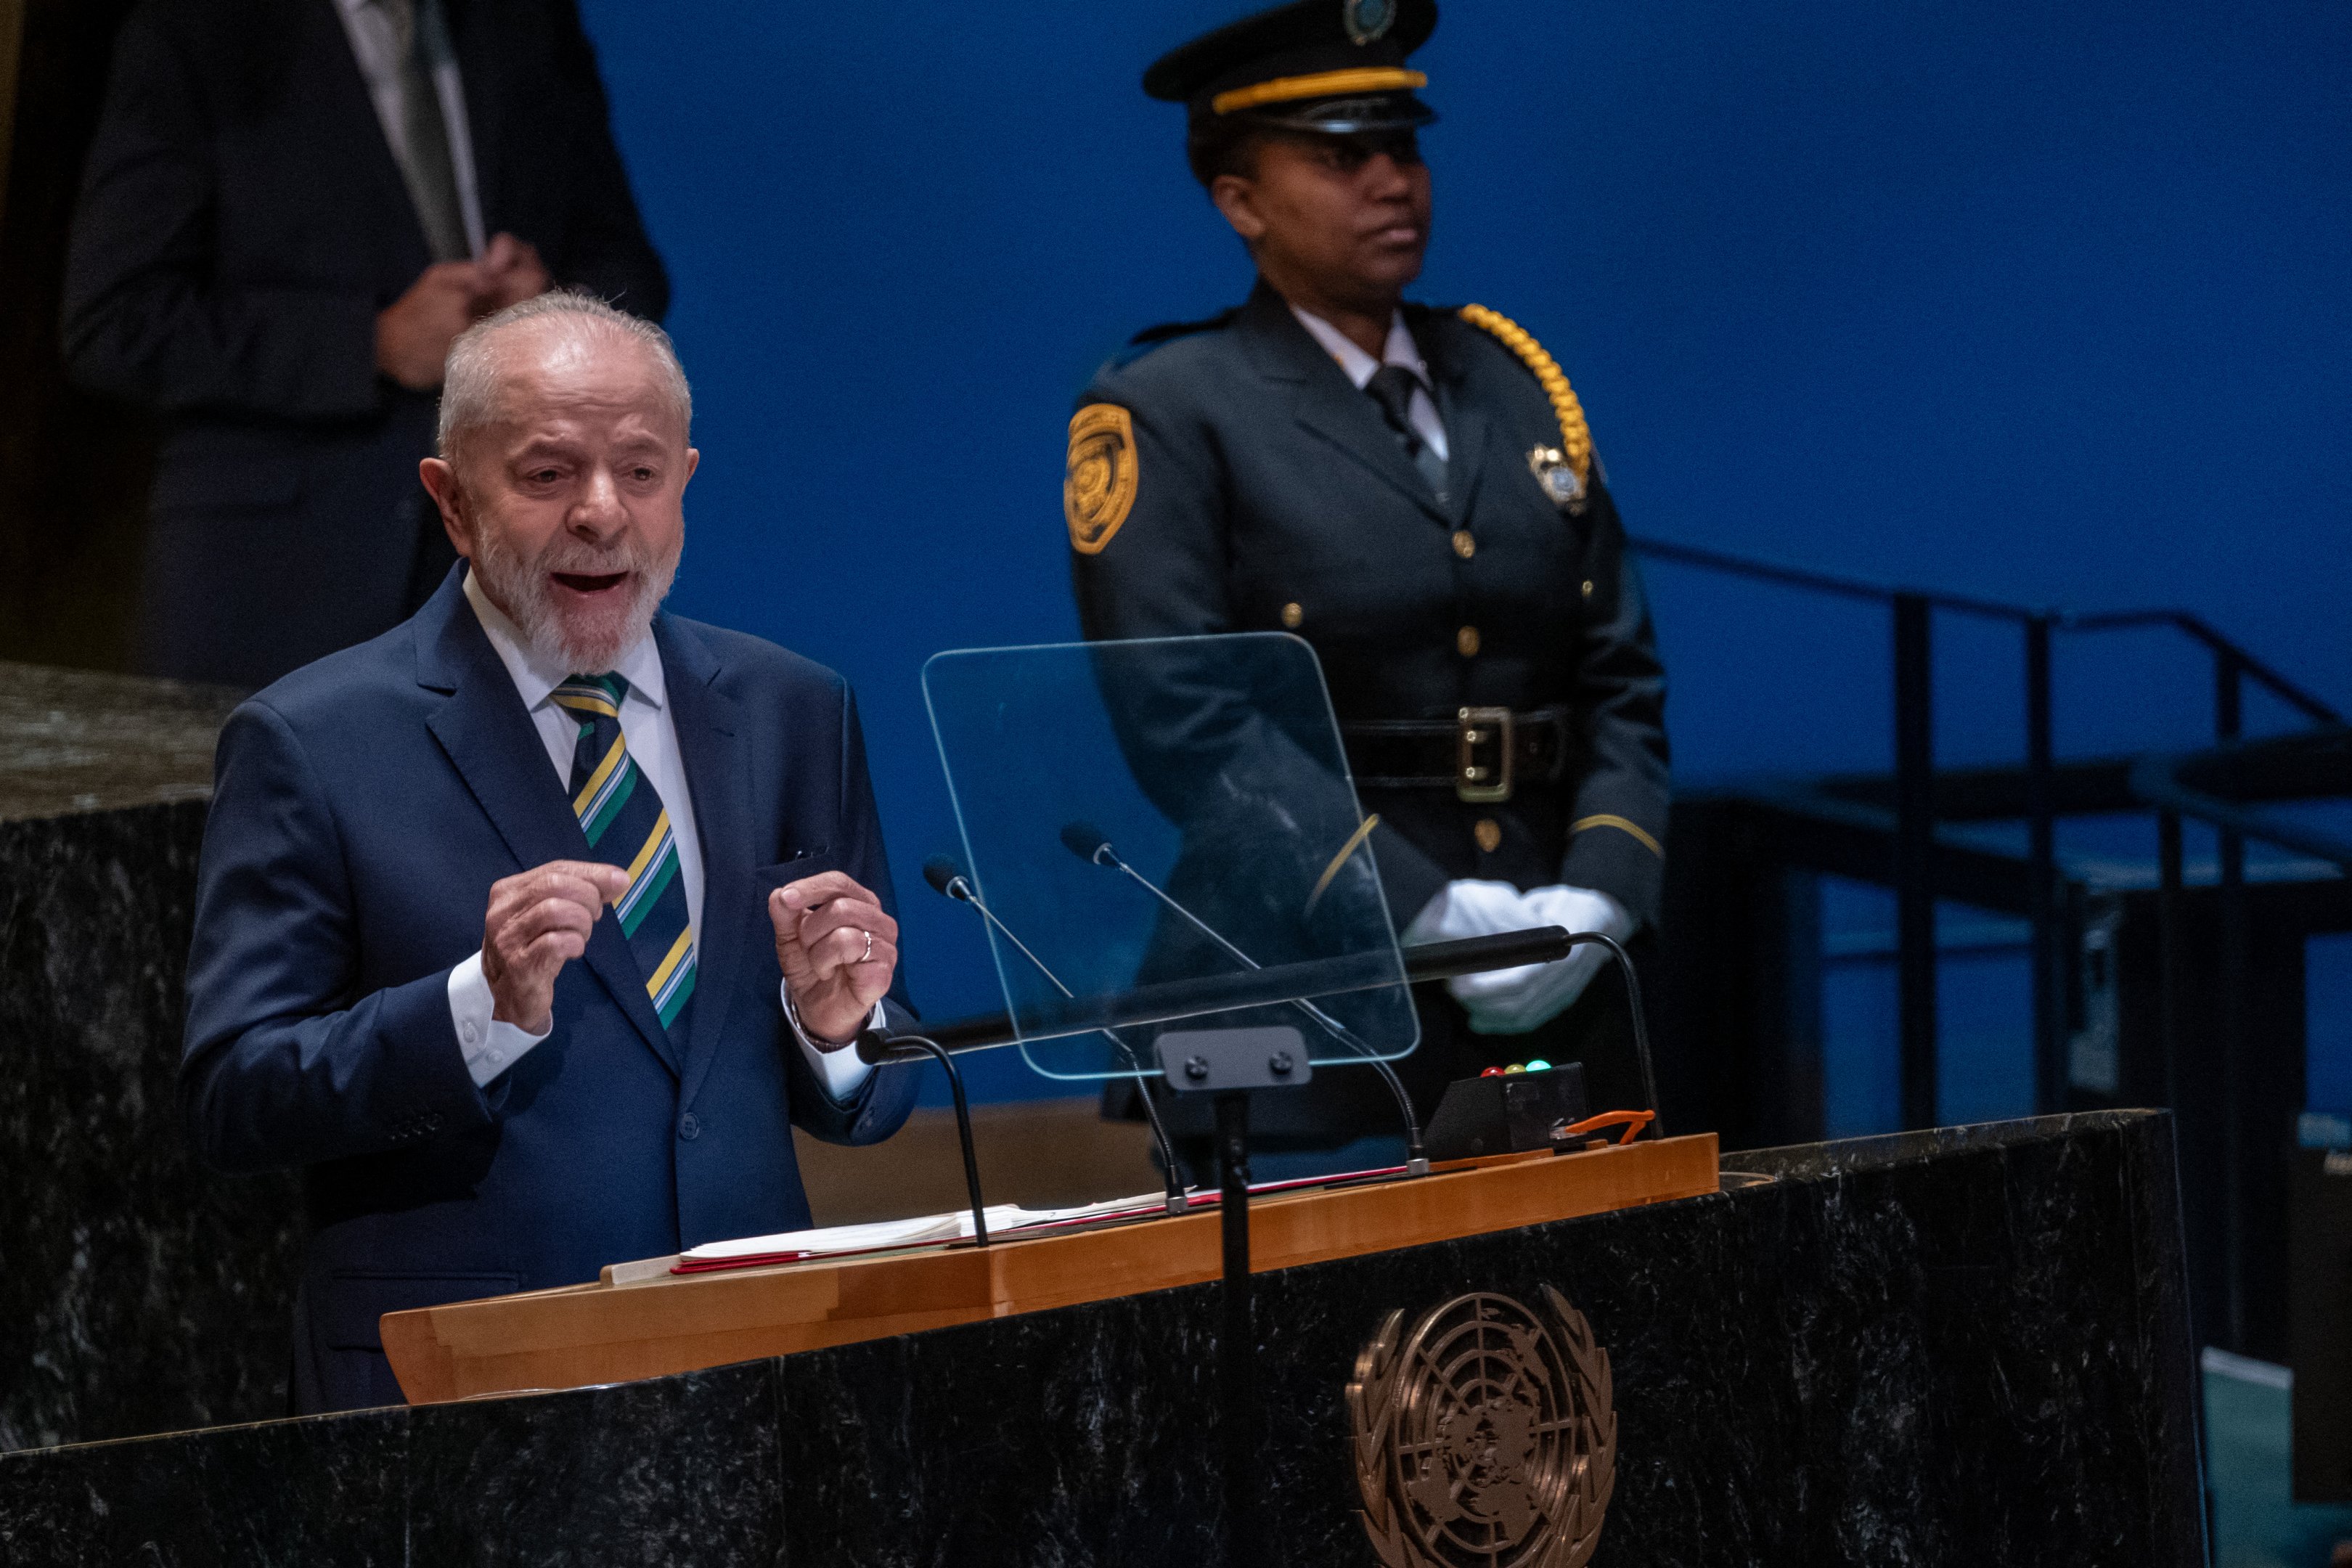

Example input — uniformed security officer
[1067,0,1671,1172]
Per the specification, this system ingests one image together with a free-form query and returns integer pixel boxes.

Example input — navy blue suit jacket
[181,567,920,1412]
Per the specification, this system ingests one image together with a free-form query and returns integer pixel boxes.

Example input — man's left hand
[476,232,552,314]
[769,871,897,1044]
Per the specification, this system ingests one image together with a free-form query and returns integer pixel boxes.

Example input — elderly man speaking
[181,293,919,1413]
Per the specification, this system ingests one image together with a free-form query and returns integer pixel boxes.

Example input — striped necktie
[551,674,696,1040]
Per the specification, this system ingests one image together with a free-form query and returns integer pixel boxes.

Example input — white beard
[472,523,680,676]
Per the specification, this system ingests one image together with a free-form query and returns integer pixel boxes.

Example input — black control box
[1424,1063,1590,1161]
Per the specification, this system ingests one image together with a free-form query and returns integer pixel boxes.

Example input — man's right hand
[375,260,491,391]
[481,861,631,1034]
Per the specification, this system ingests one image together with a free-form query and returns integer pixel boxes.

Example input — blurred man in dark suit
[62,0,667,688]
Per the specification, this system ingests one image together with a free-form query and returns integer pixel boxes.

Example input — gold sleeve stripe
[1570,814,1663,859]
[1458,304,1592,486]
[1212,68,1427,116]
[1304,813,1382,918]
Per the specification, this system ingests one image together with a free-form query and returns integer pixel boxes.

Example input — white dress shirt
[445,571,874,1099]
[330,0,488,257]
[1290,305,1450,462]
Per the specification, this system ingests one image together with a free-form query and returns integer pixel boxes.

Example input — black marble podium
[0,1110,2204,1565]
[0,663,306,1455]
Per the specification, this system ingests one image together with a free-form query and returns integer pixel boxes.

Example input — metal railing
[2127,727,2352,1349]
[1630,533,2344,1133]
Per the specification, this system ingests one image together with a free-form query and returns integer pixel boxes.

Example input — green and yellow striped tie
[552,674,695,1038]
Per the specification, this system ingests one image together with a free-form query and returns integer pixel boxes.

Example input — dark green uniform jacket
[1070,280,1670,1138]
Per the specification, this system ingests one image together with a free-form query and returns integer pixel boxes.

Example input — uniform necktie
[1365,364,1449,497]
[375,0,469,262]
[551,675,696,1041]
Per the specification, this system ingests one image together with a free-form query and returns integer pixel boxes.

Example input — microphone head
[1059,821,1111,864]
[922,855,969,899]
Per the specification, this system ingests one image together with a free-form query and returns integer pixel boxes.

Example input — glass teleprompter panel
[922,634,1418,1081]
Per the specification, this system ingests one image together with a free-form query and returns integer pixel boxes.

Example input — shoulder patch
[1458,303,1595,514]
[1104,307,1244,370]
[1064,404,1138,555]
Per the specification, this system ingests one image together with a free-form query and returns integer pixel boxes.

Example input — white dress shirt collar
[1289,304,1434,396]
[462,567,666,714]
[1289,303,1450,463]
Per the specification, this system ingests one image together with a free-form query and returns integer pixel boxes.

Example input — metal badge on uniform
[1065,404,1139,555]
[1527,444,1587,515]
[1343,0,1397,46]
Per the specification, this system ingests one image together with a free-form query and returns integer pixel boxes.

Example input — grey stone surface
[0,661,239,823]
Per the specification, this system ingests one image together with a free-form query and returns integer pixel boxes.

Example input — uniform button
[1451,531,1475,560]
[484,1050,502,1068]
[460,1021,478,1045]
[1456,626,1481,658]
[1474,819,1503,854]
[1580,580,1595,599]
[1281,602,1304,629]
[678,1112,701,1142]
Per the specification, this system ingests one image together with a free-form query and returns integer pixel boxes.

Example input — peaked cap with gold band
[1145,0,1440,136]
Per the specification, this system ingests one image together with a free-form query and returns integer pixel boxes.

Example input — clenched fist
[481,859,631,1034]
[769,870,897,1045]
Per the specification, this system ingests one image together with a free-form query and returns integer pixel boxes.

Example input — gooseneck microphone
[1058,825,1431,1176]
[922,856,1190,1212]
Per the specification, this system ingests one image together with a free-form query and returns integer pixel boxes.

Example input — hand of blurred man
[769,871,898,1044]
[477,232,552,313]
[481,859,632,1033]
[375,259,494,390]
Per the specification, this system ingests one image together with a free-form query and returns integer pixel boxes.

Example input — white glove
[1401,878,1530,945]
[1408,881,1632,1036]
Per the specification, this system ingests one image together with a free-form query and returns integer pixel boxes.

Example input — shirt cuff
[780,981,881,1103]
[446,950,554,1088]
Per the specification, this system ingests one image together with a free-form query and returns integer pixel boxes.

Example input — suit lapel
[417,573,682,1077]
[445,0,504,231]
[309,0,433,279]
[658,618,755,1109]
[1237,283,1451,527]
[1433,372,1494,530]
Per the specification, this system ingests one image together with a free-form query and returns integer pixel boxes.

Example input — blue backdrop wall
[571,0,2351,1098]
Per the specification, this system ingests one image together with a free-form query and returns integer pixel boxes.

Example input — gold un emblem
[1349,1288,1617,1568]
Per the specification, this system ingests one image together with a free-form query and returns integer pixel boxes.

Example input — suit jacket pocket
[755,847,839,893]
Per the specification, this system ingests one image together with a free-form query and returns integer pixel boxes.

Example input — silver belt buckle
[1456,706,1514,803]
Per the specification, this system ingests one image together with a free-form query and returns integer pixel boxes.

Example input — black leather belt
[1341,707,1572,803]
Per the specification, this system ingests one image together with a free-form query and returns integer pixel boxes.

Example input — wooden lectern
[383,1132,1719,1404]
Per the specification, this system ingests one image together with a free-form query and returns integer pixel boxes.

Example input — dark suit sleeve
[181,701,495,1175]
[1068,371,1453,928]
[1556,478,1671,926]
[60,10,383,421]
[539,0,668,320]
[1068,374,1231,643]
[785,683,920,1146]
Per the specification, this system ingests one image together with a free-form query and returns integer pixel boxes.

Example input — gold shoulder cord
[1458,304,1592,488]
